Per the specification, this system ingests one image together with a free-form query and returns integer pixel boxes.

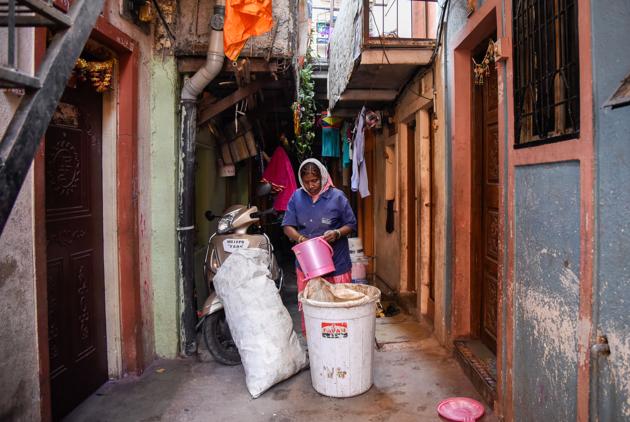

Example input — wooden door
[473,56,499,354]
[45,84,107,420]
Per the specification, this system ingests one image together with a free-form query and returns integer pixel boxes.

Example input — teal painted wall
[150,56,180,358]
[194,129,226,307]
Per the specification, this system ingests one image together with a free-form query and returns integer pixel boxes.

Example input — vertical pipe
[178,1,225,356]
[8,0,15,68]
[178,99,198,355]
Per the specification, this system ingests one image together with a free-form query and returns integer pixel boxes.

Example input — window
[513,0,580,147]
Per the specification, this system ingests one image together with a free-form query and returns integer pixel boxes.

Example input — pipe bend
[180,5,225,101]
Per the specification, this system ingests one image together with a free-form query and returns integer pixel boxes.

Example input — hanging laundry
[351,106,370,198]
[261,146,297,212]
[341,121,352,168]
[318,112,342,158]
[321,127,340,157]
[224,0,274,62]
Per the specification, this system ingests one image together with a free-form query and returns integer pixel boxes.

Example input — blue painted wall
[592,1,630,420]
[514,162,581,421]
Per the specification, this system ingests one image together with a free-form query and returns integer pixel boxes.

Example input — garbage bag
[213,248,308,398]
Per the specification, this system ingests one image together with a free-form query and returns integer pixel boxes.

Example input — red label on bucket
[321,322,348,338]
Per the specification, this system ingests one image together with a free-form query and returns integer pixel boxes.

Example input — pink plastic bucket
[292,236,335,280]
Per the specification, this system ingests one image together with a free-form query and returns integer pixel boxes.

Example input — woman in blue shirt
[282,158,357,334]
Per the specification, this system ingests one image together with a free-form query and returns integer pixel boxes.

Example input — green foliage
[293,38,317,162]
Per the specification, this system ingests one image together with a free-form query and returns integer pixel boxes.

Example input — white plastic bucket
[351,261,367,280]
[299,283,381,398]
[348,237,364,262]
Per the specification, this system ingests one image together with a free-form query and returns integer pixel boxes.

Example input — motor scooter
[197,185,283,365]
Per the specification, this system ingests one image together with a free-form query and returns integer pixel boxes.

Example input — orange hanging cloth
[224,0,274,62]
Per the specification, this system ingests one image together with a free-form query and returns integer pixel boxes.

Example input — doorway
[471,45,499,354]
[45,83,108,420]
[427,107,435,321]
[407,122,417,293]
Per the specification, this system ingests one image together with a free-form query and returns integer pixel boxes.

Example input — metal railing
[367,0,438,40]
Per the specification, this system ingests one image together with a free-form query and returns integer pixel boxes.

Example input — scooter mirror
[256,182,272,197]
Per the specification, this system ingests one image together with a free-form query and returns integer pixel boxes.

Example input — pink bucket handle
[317,236,334,255]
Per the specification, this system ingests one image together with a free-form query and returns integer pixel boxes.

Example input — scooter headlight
[217,210,239,234]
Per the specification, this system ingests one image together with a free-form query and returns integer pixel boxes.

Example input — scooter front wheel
[202,310,242,366]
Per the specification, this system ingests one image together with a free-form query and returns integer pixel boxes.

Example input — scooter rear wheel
[202,310,242,366]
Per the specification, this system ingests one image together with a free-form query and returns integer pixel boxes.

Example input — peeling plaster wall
[514,162,581,420]
[0,171,39,422]
[0,30,41,422]
[592,2,630,419]
[150,56,180,358]
[328,0,362,110]
[175,0,296,58]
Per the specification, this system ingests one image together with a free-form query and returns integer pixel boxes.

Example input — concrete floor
[65,275,497,422]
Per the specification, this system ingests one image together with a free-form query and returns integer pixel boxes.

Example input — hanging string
[472,39,496,85]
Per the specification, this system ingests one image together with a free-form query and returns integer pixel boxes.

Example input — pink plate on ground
[436,397,485,422]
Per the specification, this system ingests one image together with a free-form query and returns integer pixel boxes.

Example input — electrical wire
[152,0,177,42]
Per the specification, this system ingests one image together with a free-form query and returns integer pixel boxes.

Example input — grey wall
[0,28,41,421]
[514,162,581,421]
[0,170,40,421]
[592,2,630,420]
[328,0,362,110]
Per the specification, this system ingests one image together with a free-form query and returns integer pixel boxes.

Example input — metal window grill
[368,0,437,40]
[512,0,580,147]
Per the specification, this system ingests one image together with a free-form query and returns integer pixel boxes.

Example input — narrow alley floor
[65,272,497,422]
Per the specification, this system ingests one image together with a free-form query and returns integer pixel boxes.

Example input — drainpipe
[178,0,225,356]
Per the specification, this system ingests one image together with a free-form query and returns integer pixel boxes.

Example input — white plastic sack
[213,248,308,398]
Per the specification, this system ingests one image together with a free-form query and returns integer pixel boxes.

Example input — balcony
[328,0,438,113]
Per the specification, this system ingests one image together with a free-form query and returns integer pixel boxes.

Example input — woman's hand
[323,230,340,243]
[285,225,307,243]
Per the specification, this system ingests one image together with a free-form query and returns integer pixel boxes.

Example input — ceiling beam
[197,79,288,126]
[360,48,432,65]
[178,57,278,74]
[339,89,398,102]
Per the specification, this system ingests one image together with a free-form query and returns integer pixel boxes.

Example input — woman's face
[302,172,321,196]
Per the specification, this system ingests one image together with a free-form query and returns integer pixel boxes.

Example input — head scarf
[298,158,334,201]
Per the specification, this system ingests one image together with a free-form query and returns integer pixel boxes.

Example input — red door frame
[449,0,502,394]
[34,15,142,422]
[450,0,595,419]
